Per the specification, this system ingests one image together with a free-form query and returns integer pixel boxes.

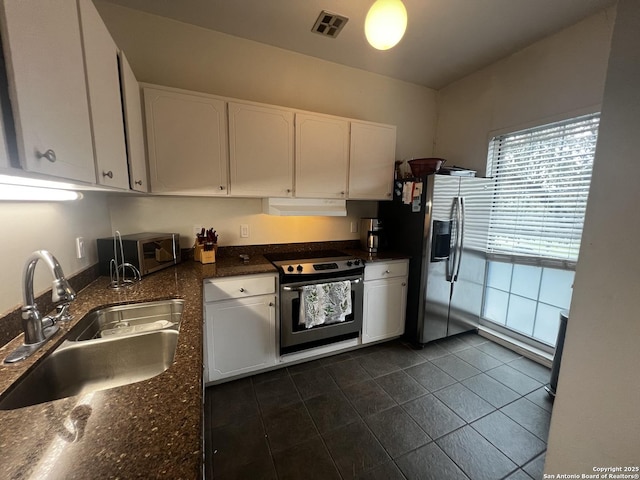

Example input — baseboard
[478,326,553,368]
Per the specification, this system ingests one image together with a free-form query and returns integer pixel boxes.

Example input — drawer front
[364,260,409,281]
[204,274,277,302]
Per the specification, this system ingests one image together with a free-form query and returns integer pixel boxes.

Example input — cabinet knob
[402,282,407,286]
[387,192,392,197]
[102,170,113,179]
[340,191,345,196]
[37,149,56,163]
[239,288,245,292]
[268,302,274,307]
[135,180,143,186]
[219,185,226,190]
[384,270,390,274]
[286,189,292,194]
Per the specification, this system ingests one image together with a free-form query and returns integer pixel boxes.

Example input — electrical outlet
[240,224,250,238]
[75,237,85,259]
[350,221,358,233]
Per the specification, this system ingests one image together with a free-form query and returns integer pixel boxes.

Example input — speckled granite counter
[0,243,406,479]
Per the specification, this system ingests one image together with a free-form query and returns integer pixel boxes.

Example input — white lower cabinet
[204,274,277,382]
[362,260,409,344]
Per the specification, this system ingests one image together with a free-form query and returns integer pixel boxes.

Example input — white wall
[94,0,437,162]
[93,1,438,249]
[107,195,376,247]
[434,8,615,174]
[545,0,640,471]
[0,193,112,316]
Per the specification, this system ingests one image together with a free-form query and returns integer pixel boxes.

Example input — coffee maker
[360,218,383,253]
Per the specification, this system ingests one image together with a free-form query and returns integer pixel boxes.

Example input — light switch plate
[240,224,250,238]
[75,237,85,259]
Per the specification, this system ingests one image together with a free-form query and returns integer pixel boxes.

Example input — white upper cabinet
[144,86,228,195]
[0,0,95,183]
[78,0,129,190]
[349,121,397,200]
[228,101,294,197]
[295,113,349,199]
[119,53,148,192]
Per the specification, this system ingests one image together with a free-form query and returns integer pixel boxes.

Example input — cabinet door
[205,295,277,382]
[362,276,407,344]
[349,121,396,200]
[120,53,148,192]
[78,0,129,189]
[295,113,349,198]
[228,102,294,197]
[145,87,228,194]
[0,0,95,183]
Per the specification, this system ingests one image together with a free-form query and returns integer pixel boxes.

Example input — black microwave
[97,233,181,277]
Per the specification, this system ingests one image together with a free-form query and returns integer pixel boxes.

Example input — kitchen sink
[0,299,183,410]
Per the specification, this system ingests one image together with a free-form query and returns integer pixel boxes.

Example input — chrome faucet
[4,250,76,363]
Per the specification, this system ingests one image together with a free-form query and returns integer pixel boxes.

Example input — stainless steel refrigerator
[379,174,491,345]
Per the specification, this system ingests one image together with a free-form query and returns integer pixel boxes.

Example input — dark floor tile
[323,420,390,480]
[325,358,372,388]
[508,357,552,384]
[263,401,319,453]
[272,436,341,480]
[378,342,427,369]
[291,366,339,400]
[457,332,489,347]
[415,342,450,360]
[437,425,517,480]
[375,370,428,404]
[431,354,481,380]
[349,343,386,358]
[501,398,552,441]
[317,352,354,367]
[472,411,546,465]
[355,460,406,480]
[435,335,472,353]
[357,350,403,378]
[486,365,544,395]
[251,367,289,386]
[254,376,301,414]
[305,390,360,433]
[405,361,456,392]
[207,379,259,429]
[462,373,521,408]
[455,347,503,371]
[396,442,469,480]
[476,342,522,362]
[403,394,465,439]
[523,451,546,480]
[433,383,495,423]
[211,414,271,476]
[525,387,554,413]
[342,379,396,417]
[365,405,431,458]
[504,469,534,480]
[214,456,277,480]
[287,358,327,374]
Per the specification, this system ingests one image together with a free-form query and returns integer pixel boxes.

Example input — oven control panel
[280,258,362,276]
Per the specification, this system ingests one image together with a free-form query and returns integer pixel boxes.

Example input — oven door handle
[282,278,362,291]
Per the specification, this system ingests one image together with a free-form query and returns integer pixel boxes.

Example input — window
[486,113,600,267]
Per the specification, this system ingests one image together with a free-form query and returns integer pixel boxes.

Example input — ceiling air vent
[311,10,348,38]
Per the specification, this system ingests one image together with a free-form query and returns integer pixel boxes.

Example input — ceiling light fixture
[364,0,407,50]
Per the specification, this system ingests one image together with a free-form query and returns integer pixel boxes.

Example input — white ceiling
[101,0,615,89]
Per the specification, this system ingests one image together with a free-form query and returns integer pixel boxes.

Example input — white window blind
[486,113,600,266]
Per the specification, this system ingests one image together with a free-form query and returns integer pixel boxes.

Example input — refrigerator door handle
[453,196,465,282]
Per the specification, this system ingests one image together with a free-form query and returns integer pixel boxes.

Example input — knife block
[194,243,217,264]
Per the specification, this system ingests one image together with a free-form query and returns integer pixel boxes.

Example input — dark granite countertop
[0,243,408,479]
[0,262,207,480]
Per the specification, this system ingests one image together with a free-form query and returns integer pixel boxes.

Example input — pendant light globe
[365,0,407,50]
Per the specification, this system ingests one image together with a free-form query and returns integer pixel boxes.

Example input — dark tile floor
[205,333,553,480]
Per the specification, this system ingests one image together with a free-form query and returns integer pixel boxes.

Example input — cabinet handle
[102,170,113,179]
[268,302,274,307]
[239,288,245,292]
[402,282,407,286]
[135,180,143,186]
[286,189,292,193]
[37,149,57,163]
[219,185,226,190]
[386,192,392,197]
[384,270,390,274]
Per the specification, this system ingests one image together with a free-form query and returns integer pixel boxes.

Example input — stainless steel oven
[264,250,364,355]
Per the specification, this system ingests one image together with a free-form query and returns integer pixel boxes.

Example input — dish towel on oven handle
[299,280,352,329]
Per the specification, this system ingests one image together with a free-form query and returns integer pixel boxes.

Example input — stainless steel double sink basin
[0,299,184,410]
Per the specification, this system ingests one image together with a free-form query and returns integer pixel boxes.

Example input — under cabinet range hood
[262,198,347,216]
